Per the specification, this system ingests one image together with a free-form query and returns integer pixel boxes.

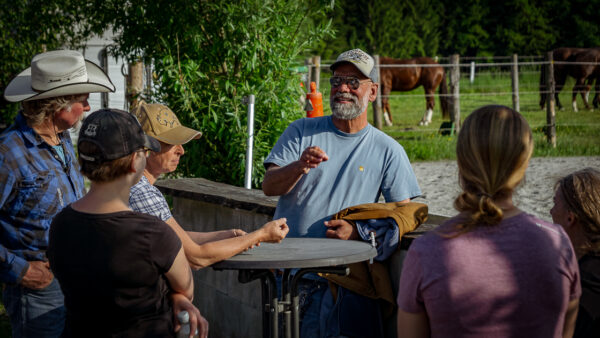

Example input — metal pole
[244,95,255,189]
[304,58,312,91]
[470,61,475,83]
[312,56,321,92]
[511,54,520,112]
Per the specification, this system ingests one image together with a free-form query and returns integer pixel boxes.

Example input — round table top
[212,237,377,270]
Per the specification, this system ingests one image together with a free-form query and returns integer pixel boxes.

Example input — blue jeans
[295,278,329,338]
[3,278,65,338]
[322,287,383,338]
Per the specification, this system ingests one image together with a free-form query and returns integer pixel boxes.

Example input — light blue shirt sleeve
[379,140,421,202]
[264,119,304,168]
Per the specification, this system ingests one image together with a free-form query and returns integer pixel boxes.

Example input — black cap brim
[144,135,160,153]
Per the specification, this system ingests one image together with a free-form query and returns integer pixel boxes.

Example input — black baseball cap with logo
[78,108,160,163]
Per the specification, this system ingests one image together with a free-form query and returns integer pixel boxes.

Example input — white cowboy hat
[3,50,115,102]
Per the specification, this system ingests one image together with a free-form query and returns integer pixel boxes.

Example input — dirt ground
[411,156,600,222]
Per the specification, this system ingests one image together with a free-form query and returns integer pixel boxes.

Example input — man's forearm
[262,162,305,196]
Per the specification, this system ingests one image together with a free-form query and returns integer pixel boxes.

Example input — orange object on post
[305,81,323,118]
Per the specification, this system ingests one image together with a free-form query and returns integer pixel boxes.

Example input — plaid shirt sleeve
[129,176,173,222]
[0,116,85,284]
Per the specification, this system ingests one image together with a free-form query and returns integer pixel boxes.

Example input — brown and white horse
[379,57,449,126]
[570,48,600,111]
[539,47,600,111]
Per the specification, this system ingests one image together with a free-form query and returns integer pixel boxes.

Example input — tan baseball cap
[132,102,202,145]
[330,48,378,82]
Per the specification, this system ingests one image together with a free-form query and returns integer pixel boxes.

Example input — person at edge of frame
[0,50,115,337]
[551,168,600,338]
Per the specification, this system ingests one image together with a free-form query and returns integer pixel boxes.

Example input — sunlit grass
[317,69,600,162]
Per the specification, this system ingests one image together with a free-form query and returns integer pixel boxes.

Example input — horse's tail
[439,70,449,119]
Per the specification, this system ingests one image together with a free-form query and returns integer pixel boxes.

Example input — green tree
[314,0,442,59]
[81,0,334,187]
[0,0,91,126]
[554,0,600,48]
[490,0,555,55]
[439,0,491,56]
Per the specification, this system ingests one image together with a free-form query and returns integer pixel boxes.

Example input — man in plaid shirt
[1,50,114,337]
[129,102,278,270]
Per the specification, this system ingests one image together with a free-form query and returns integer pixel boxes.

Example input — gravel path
[411,156,600,222]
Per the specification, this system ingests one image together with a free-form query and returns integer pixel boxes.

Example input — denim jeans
[296,277,329,338]
[276,274,329,338]
[3,278,65,338]
[322,286,383,338]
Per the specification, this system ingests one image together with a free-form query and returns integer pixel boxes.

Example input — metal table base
[212,238,377,338]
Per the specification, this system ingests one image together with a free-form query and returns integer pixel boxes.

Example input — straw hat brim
[3,60,115,103]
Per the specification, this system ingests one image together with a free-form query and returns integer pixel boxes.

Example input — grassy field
[318,67,600,162]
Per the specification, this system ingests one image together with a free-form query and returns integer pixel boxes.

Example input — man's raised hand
[298,146,329,174]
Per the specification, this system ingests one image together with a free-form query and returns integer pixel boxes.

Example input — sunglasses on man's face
[329,76,371,90]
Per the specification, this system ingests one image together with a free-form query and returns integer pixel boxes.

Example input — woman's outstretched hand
[259,218,289,243]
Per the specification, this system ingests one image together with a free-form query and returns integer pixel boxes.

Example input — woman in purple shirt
[397,105,580,338]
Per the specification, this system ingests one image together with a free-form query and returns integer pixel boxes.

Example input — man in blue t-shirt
[263,48,421,337]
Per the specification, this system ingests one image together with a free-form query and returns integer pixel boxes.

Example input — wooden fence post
[545,52,556,147]
[311,56,321,91]
[126,61,144,110]
[372,55,383,130]
[144,63,153,98]
[511,53,520,112]
[449,54,461,132]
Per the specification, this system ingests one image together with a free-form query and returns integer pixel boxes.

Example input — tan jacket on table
[321,201,428,318]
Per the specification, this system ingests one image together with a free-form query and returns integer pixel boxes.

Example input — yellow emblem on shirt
[359,166,364,172]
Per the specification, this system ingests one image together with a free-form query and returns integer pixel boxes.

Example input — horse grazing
[539,47,599,111]
[570,48,600,111]
[379,57,449,126]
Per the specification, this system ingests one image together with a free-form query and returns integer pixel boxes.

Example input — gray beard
[330,92,369,120]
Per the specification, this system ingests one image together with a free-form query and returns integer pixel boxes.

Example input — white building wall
[71,33,128,140]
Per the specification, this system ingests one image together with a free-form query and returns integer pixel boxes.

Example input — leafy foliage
[313,0,442,58]
[2,0,599,186]
[81,0,334,187]
[313,0,600,58]
[0,0,92,125]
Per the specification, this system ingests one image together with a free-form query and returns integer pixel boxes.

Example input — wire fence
[302,54,600,141]
[311,58,599,97]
